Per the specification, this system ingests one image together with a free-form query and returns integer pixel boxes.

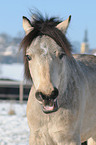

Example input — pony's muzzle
[35,87,59,101]
[35,88,59,113]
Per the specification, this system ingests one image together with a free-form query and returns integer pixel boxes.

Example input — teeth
[44,105,54,111]
[43,98,58,111]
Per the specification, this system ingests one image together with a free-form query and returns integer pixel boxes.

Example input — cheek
[29,62,40,89]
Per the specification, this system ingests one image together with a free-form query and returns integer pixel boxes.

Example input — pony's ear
[22,16,33,34]
[56,15,71,33]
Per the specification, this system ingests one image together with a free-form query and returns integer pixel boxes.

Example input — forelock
[20,12,72,56]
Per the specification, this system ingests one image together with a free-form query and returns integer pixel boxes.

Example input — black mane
[20,13,72,79]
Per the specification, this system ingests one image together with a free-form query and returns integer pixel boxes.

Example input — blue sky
[0,0,96,49]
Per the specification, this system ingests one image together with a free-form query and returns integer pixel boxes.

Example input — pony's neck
[58,57,83,108]
[59,56,83,97]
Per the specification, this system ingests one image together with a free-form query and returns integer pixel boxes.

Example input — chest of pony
[29,108,78,138]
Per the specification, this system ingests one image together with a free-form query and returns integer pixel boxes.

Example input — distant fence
[0,80,32,102]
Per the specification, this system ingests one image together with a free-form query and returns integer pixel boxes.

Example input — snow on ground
[0,63,24,81]
[0,101,29,145]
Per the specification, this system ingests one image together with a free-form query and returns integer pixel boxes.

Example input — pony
[20,13,96,145]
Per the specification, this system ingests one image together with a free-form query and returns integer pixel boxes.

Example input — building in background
[81,30,89,54]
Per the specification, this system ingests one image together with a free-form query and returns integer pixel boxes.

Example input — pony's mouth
[35,88,59,114]
[42,99,58,114]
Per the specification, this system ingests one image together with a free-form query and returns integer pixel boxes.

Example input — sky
[0,0,96,49]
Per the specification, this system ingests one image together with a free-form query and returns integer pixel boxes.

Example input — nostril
[35,92,43,102]
[35,92,45,101]
[51,88,59,99]
[35,88,59,101]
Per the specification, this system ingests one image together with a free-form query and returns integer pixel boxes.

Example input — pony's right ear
[22,16,33,35]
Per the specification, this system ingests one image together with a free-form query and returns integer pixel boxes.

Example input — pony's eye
[59,53,65,59]
[25,55,32,61]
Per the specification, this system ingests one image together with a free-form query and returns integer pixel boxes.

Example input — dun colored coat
[20,13,96,145]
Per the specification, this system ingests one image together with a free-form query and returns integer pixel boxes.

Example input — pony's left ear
[56,15,71,33]
[22,16,33,35]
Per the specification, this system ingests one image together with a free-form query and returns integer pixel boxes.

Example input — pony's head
[20,13,72,113]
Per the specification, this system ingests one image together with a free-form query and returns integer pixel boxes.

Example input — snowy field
[0,101,29,145]
[0,63,24,81]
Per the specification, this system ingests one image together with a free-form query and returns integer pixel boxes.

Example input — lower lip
[42,99,58,114]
